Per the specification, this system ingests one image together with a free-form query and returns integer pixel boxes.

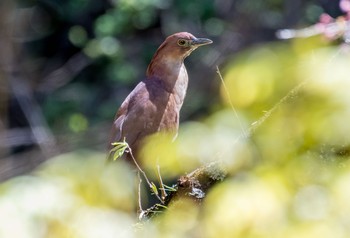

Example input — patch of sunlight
[0,176,77,238]
[0,151,138,238]
[99,36,121,56]
[70,207,134,238]
[293,185,330,221]
[154,199,200,238]
[94,14,117,36]
[292,35,328,56]
[68,25,88,47]
[140,132,181,179]
[83,39,102,58]
[68,113,89,133]
[302,47,350,101]
[282,221,346,238]
[1,176,78,218]
[310,108,350,146]
[176,121,212,166]
[139,108,256,178]
[221,47,281,108]
[333,169,350,219]
[202,175,288,237]
[38,151,135,211]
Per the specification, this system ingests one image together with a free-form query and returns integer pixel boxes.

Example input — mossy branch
[141,161,227,219]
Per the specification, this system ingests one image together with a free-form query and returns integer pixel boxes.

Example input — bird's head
[147,32,212,78]
[157,32,213,60]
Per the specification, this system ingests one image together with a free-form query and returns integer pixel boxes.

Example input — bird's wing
[109,81,163,150]
[108,91,130,148]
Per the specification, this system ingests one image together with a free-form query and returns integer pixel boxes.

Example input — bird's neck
[146,54,188,94]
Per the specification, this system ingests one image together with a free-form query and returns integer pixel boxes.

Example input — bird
[108,32,212,163]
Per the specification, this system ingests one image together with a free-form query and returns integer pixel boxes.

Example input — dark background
[0,0,342,180]
[2,0,350,236]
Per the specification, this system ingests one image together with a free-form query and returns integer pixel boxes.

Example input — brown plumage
[108,32,212,162]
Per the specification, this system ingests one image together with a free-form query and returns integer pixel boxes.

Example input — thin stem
[214,65,306,160]
[157,165,167,200]
[137,171,143,214]
[247,81,306,136]
[128,147,163,203]
[216,66,248,138]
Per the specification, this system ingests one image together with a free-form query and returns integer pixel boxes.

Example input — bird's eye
[177,39,187,46]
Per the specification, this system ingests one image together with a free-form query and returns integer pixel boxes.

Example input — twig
[214,66,306,160]
[127,146,163,203]
[216,66,307,138]
[0,128,35,147]
[216,66,248,138]
[137,171,143,214]
[156,165,167,200]
[9,73,58,158]
[38,52,91,93]
[247,81,306,136]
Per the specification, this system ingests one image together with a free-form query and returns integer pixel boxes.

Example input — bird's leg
[156,164,167,201]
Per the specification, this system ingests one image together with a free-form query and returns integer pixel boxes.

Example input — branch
[108,140,164,205]
[38,52,91,93]
[140,161,227,219]
[276,16,350,41]
[9,74,58,158]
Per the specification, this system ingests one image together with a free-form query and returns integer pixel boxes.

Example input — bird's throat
[147,55,188,93]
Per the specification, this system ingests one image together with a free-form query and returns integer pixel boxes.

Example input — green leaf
[163,184,177,192]
[150,182,158,195]
[109,138,129,161]
[155,204,168,209]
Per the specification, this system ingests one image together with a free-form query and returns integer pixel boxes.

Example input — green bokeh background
[1,0,350,237]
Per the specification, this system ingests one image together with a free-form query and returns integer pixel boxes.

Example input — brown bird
[108,32,212,162]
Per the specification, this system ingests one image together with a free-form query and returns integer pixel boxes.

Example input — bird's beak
[191,37,213,47]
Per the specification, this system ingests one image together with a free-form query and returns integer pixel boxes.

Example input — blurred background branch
[1,0,342,180]
[1,0,350,237]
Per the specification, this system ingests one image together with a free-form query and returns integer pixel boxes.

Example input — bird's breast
[158,96,179,133]
[172,64,188,108]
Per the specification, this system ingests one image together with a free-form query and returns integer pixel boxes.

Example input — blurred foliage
[0,151,137,237]
[3,0,350,237]
[8,0,338,139]
[2,34,350,236]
